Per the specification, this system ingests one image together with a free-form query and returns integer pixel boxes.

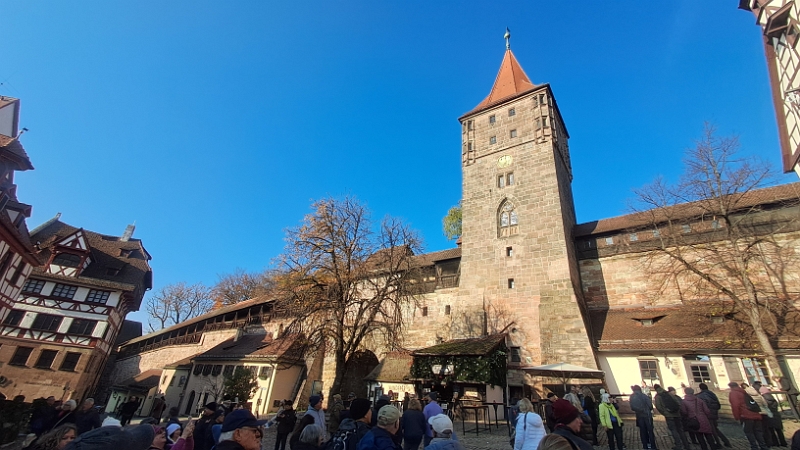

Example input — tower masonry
[456,45,596,379]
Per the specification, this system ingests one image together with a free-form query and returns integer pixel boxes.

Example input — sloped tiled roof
[413,334,506,357]
[575,182,800,237]
[194,333,304,362]
[29,219,153,302]
[462,50,537,118]
[591,305,800,351]
[411,247,461,267]
[0,134,33,171]
[115,368,162,390]
[364,351,413,382]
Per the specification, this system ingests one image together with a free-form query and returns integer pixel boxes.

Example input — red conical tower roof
[465,49,536,116]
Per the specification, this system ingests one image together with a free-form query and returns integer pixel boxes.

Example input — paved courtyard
[258,414,799,450]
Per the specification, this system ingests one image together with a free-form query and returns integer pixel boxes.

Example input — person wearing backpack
[326,398,373,450]
[629,385,656,450]
[680,388,715,450]
[728,382,768,450]
[653,384,689,450]
[696,383,730,448]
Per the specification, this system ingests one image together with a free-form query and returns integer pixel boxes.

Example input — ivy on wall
[410,345,508,387]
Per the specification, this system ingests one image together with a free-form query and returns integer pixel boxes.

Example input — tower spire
[505,27,511,50]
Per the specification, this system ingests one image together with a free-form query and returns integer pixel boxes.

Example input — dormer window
[636,315,666,327]
[52,253,81,267]
[106,268,121,276]
[711,316,725,325]
[119,249,134,258]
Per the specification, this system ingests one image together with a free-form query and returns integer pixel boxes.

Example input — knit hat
[309,395,322,407]
[551,399,581,425]
[347,392,356,400]
[349,398,371,420]
[166,424,181,438]
[65,424,154,450]
[428,414,453,434]
[377,405,400,427]
[204,402,218,411]
[101,417,122,427]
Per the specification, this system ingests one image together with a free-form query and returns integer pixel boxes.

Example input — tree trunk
[328,352,348,401]
[744,305,784,379]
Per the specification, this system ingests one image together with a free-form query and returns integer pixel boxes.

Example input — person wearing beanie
[551,399,593,450]
[629,385,656,450]
[274,400,297,450]
[599,394,624,450]
[422,393,443,447]
[194,403,221,450]
[291,396,326,450]
[330,398,372,450]
[357,405,401,450]
[329,394,345,436]
[544,393,558,432]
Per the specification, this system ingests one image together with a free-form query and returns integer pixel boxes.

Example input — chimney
[121,224,135,242]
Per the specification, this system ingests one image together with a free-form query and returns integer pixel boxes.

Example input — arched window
[499,200,519,236]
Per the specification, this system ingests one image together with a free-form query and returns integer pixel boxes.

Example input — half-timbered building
[740,0,800,176]
[0,97,40,324]
[0,217,152,400]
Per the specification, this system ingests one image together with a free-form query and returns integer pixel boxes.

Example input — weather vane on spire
[505,27,511,50]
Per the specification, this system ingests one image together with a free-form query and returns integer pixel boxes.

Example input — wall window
[508,108,516,117]
[51,283,78,299]
[2,309,24,326]
[22,278,45,294]
[31,314,63,331]
[489,115,496,124]
[52,253,81,267]
[539,94,546,104]
[35,350,58,369]
[9,346,33,366]
[10,261,26,285]
[498,175,506,188]
[259,366,274,380]
[712,220,721,229]
[639,359,661,386]
[59,352,81,372]
[445,305,451,315]
[605,237,614,245]
[500,201,518,228]
[202,365,213,376]
[211,365,223,377]
[508,278,515,289]
[467,120,473,130]
[629,233,638,242]
[653,229,661,238]
[68,319,97,336]
[510,129,517,138]
[510,347,522,363]
[506,247,513,257]
[0,252,13,279]
[682,224,691,233]
[507,173,514,185]
[490,136,497,145]
[535,118,542,130]
[223,365,235,377]
[422,307,428,317]
[86,290,111,304]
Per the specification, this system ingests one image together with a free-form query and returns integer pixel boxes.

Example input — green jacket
[598,402,623,429]
[653,388,682,418]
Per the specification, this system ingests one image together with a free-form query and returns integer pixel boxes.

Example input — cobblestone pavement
[258,414,800,450]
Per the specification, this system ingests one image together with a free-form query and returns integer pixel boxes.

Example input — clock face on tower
[497,155,512,168]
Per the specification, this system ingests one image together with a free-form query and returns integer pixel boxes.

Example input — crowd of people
[16,381,800,450]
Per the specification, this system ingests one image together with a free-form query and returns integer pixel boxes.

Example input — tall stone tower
[456,36,596,379]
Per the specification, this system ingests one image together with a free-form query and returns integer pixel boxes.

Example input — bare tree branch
[146,282,213,332]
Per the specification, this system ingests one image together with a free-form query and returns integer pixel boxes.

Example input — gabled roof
[412,334,506,357]
[364,351,413,382]
[461,49,537,118]
[29,218,153,307]
[574,182,800,237]
[115,368,162,390]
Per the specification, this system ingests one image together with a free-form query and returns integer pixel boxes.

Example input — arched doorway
[339,350,380,398]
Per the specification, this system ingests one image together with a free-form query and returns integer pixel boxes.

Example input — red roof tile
[461,50,537,118]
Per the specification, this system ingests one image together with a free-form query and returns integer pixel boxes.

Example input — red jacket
[728,387,762,421]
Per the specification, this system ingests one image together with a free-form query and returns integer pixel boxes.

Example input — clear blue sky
[3,1,796,325]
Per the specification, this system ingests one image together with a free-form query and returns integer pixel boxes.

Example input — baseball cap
[428,414,453,434]
[377,405,400,426]
[221,409,268,432]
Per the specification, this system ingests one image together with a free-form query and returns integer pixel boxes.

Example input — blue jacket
[357,427,400,450]
[425,436,464,450]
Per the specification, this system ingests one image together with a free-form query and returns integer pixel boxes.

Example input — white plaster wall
[600,354,689,395]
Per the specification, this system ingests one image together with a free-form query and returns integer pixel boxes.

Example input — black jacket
[290,414,316,450]
[553,426,593,450]
[276,409,298,435]
[215,440,246,450]
[75,408,101,435]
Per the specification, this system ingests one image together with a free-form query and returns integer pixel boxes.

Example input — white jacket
[514,412,546,450]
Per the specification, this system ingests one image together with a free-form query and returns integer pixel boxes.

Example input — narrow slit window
[489,115,496,124]
[506,247,513,257]
[508,278,515,289]
[508,108,516,117]
[510,129,517,138]
[490,136,497,145]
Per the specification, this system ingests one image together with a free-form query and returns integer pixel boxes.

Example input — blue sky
[2,1,796,325]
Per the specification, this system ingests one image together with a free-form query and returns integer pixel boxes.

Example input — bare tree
[274,196,423,396]
[204,376,227,403]
[211,269,275,309]
[631,124,800,379]
[146,282,213,331]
